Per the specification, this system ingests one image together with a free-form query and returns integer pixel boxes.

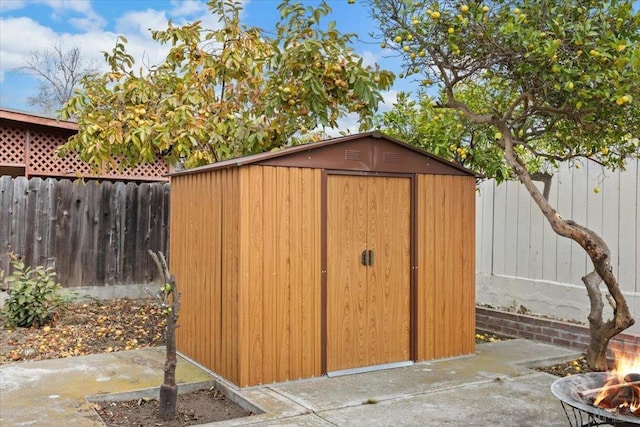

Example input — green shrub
[1,260,72,328]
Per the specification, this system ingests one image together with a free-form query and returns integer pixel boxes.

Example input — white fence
[475,159,639,335]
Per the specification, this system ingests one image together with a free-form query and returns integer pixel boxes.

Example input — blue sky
[0,0,405,124]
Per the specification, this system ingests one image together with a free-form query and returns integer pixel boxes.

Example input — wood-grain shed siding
[170,168,241,383]
[238,166,322,385]
[170,132,476,387]
[171,166,322,385]
[416,174,476,360]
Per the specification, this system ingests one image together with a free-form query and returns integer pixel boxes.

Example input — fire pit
[552,348,640,426]
[552,372,640,426]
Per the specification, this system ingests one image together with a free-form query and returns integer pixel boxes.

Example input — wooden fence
[0,176,169,288]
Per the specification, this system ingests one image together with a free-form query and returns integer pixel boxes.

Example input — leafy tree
[368,0,639,370]
[59,0,393,170]
[375,89,513,180]
[16,41,97,115]
[59,1,392,418]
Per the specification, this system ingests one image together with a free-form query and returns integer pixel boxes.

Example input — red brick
[475,308,639,353]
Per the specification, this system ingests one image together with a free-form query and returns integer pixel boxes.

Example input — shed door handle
[361,250,374,266]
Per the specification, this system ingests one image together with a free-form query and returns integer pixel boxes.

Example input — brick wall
[476,307,640,358]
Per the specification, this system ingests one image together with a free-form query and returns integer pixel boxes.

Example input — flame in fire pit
[593,349,640,417]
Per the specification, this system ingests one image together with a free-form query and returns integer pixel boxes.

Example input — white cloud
[0,0,106,30]
[74,31,171,76]
[196,8,226,33]
[170,0,208,17]
[63,32,128,69]
[1,1,225,110]
[331,113,361,136]
[112,7,225,71]
[0,14,155,84]
[0,17,58,82]
[42,0,92,13]
[379,89,400,112]
[111,2,235,69]
[39,0,106,31]
[360,50,381,68]
[67,16,101,32]
[115,1,224,36]
[116,9,171,36]
[0,0,26,12]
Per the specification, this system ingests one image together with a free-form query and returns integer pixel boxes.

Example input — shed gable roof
[170,131,475,177]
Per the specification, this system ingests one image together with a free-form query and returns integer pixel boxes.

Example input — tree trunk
[582,270,607,370]
[158,293,178,420]
[158,383,177,421]
[498,130,635,370]
[587,330,611,371]
[149,251,180,421]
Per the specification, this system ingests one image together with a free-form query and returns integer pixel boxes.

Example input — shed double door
[326,175,411,373]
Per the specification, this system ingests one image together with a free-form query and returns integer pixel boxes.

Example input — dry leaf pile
[0,298,165,364]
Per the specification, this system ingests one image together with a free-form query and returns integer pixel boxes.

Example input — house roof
[170,131,477,177]
[0,107,78,132]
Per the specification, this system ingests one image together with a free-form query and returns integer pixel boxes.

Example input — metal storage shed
[169,131,476,387]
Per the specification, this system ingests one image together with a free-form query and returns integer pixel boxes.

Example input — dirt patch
[92,387,252,426]
[477,303,585,325]
[536,354,597,377]
[0,298,165,364]
[475,330,512,344]
[1,298,508,364]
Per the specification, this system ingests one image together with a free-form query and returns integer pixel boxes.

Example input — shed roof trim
[169,131,476,177]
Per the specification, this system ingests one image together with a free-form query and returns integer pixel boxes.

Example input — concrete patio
[0,339,583,426]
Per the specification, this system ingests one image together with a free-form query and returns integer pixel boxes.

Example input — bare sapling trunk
[500,132,635,370]
[149,250,180,421]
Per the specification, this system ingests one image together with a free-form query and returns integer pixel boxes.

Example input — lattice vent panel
[101,156,169,180]
[0,126,26,165]
[28,131,94,176]
[28,130,168,180]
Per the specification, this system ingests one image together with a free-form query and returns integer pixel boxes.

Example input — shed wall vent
[345,149,361,160]
[383,152,399,163]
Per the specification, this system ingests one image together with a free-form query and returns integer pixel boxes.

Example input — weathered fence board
[0,176,169,288]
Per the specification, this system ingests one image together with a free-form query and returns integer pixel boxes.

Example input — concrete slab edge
[514,351,584,370]
[86,380,220,403]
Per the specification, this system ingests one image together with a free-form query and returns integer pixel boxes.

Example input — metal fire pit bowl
[551,372,640,426]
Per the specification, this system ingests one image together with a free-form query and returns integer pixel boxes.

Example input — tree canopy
[60,0,393,170]
[368,0,639,370]
[371,0,639,183]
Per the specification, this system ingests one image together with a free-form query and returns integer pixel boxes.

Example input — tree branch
[530,172,552,201]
